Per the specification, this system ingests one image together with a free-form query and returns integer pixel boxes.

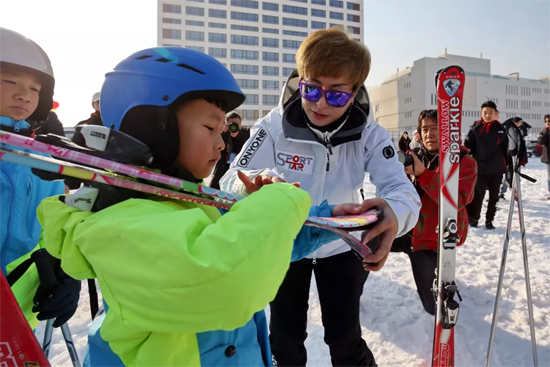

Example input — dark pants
[467,173,503,223]
[269,251,375,367]
[210,162,229,190]
[391,235,437,315]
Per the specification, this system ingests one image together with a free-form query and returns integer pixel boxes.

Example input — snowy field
[39,161,549,367]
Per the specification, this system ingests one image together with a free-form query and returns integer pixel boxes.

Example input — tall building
[157,0,363,125]
[368,52,550,139]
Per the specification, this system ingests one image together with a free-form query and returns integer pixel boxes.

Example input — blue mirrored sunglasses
[298,81,355,108]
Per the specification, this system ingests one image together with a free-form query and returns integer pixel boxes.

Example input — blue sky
[363,0,550,86]
[1,0,548,124]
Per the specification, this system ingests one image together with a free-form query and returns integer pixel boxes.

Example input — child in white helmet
[0,27,80,329]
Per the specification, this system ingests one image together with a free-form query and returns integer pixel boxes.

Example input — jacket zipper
[323,132,333,171]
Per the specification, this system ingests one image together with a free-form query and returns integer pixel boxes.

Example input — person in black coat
[34,110,65,136]
[499,117,530,199]
[465,101,508,230]
[398,131,411,152]
[538,114,550,199]
[210,111,247,189]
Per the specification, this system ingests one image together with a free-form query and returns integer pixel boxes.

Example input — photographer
[210,111,244,189]
[391,109,477,315]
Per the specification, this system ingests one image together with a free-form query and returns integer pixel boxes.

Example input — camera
[228,123,240,133]
[397,151,414,167]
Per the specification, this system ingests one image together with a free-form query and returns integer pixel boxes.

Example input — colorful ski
[432,65,465,367]
[0,146,378,258]
[0,273,50,367]
[0,129,240,204]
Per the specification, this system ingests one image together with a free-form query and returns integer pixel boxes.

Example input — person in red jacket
[384,109,477,315]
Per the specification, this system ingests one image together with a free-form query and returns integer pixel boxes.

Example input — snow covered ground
[40,161,549,366]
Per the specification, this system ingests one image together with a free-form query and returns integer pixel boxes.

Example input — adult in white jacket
[220,28,420,367]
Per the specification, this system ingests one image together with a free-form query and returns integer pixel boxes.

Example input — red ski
[0,273,50,367]
[432,65,465,367]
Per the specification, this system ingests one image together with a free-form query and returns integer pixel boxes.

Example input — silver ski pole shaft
[42,319,54,357]
[515,170,538,366]
[61,323,82,367]
[486,158,517,367]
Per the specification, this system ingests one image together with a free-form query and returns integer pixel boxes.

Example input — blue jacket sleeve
[291,200,340,261]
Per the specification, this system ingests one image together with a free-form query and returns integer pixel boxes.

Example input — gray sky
[1,0,548,125]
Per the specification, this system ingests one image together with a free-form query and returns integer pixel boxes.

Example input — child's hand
[237,171,300,195]
[331,203,363,217]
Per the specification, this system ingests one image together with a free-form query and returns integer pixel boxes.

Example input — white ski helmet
[0,27,55,121]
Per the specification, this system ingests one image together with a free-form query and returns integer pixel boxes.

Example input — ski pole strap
[518,172,537,183]
[6,258,34,287]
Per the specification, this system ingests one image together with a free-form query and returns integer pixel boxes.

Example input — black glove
[30,249,81,327]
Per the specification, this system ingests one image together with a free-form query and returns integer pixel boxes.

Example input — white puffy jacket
[220,71,421,259]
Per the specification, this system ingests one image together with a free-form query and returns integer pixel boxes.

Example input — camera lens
[229,123,239,133]
[397,151,414,167]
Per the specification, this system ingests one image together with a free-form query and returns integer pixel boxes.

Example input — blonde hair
[296,27,371,90]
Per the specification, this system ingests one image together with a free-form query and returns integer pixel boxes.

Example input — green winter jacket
[37,183,311,366]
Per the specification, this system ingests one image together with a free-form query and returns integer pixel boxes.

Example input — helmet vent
[136,55,152,60]
[155,57,172,63]
[176,63,205,75]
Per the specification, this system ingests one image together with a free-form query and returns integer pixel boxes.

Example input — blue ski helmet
[100,47,245,169]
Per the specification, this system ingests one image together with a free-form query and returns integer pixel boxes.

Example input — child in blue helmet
[0,27,80,329]
[36,47,370,366]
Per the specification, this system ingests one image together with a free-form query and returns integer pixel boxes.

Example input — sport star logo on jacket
[276,150,315,174]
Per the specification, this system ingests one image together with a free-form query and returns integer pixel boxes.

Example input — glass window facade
[231,24,259,32]
[283,53,296,63]
[283,30,308,37]
[236,79,259,89]
[347,14,360,22]
[282,18,308,27]
[209,0,226,3]
[186,20,204,26]
[262,38,279,48]
[209,9,227,18]
[209,47,227,58]
[186,6,204,16]
[263,15,279,24]
[186,31,204,41]
[244,94,260,105]
[231,11,259,22]
[347,2,360,10]
[283,5,307,15]
[162,29,181,39]
[231,49,259,60]
[231,35,259,45]
[283,40,301,49]
[330,11,344,20]
[263,95,279,105]
[263,80,280,90]
[209,33,227,43]
[162,4,181,13]
[231,0,259,8]
[209,22,227,28]
[311,21,326,29]
[330,0,344,8]
[311,9,326,17]
[231,65,259,75]
[263,52,279,62]
[263,66,279,76]
[163,18,182,24]
[263,2,279,11]
[263,28,279,34]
